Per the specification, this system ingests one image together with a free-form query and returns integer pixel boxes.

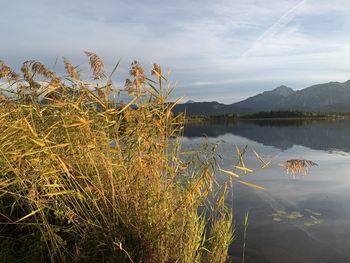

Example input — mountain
[233,85,295,112]
[172,80,350,116]
[171,101,242,116]
[236,80,350,113]
[286,80,350,111]
[269,85,295,96]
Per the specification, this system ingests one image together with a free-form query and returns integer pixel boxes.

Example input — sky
[1,0,350,103]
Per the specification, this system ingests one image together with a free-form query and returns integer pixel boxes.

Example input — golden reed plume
[63,57,80,81]
[0,61,19,81]
[84,51,104,80]
[281,159,317,176]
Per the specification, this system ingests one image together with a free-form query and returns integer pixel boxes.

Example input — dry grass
[63,57,80,81]
[84,51,105,79]
[0,53,233,262]
[280,159,318,177]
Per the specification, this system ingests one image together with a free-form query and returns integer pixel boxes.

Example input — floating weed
[305,215,323,226]
[304,216,323,227]
[305,208,322,216]
[271,209,323,227]
[273,217,283,222]
[286,211,303,220]
[276,210,286,215]
[280,159,318,178]
[271,210,286,222]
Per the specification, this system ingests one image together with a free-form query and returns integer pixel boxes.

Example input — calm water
[182,120,350,263]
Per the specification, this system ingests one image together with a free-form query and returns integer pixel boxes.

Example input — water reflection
[183,120,350,152]
[181,120,350,263]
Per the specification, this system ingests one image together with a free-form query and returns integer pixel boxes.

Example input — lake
[181,119,350,263]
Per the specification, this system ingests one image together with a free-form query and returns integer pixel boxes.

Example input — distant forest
[184,110,350,122]
[241,110,350,119]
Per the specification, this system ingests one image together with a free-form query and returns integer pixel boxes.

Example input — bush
[0,53,233,262]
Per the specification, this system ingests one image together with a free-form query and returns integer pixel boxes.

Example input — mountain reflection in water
[183,119,350,152]
[181,119,350,263]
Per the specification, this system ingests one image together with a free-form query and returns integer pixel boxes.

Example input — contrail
[240,0,307,59]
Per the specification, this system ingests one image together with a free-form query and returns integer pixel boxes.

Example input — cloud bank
[1,0,350,102]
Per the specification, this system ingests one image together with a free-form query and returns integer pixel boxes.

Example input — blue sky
[1,0,350,103]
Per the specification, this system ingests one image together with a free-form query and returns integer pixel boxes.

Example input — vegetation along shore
[0,53,243,262]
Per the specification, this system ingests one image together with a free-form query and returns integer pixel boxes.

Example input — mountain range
[172,79,350,116]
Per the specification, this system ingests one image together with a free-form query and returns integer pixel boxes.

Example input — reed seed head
[84,51,105,80]
[31,61,61,83]
[0,61,19,81]
[151,63,162,77]
[63,57,80,81]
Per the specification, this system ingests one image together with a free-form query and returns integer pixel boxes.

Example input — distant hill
[172,80,350,116]
[233,85,295,112]
[172,101,243,116]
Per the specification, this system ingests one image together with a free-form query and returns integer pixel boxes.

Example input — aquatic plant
[271,209,322,227]
[280,159,318,177]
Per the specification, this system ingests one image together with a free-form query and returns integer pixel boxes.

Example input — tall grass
[0,53,233,262]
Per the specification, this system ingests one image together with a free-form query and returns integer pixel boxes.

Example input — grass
[280,159,318,177]
[241,212,249,263]
[0,53,234,262]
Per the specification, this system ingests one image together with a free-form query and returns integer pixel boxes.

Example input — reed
[280,159,317,177]
[0,52,233,262]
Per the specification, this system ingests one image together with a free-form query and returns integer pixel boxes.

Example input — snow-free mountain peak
[172,79,350,116]
[263,85,294,97]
